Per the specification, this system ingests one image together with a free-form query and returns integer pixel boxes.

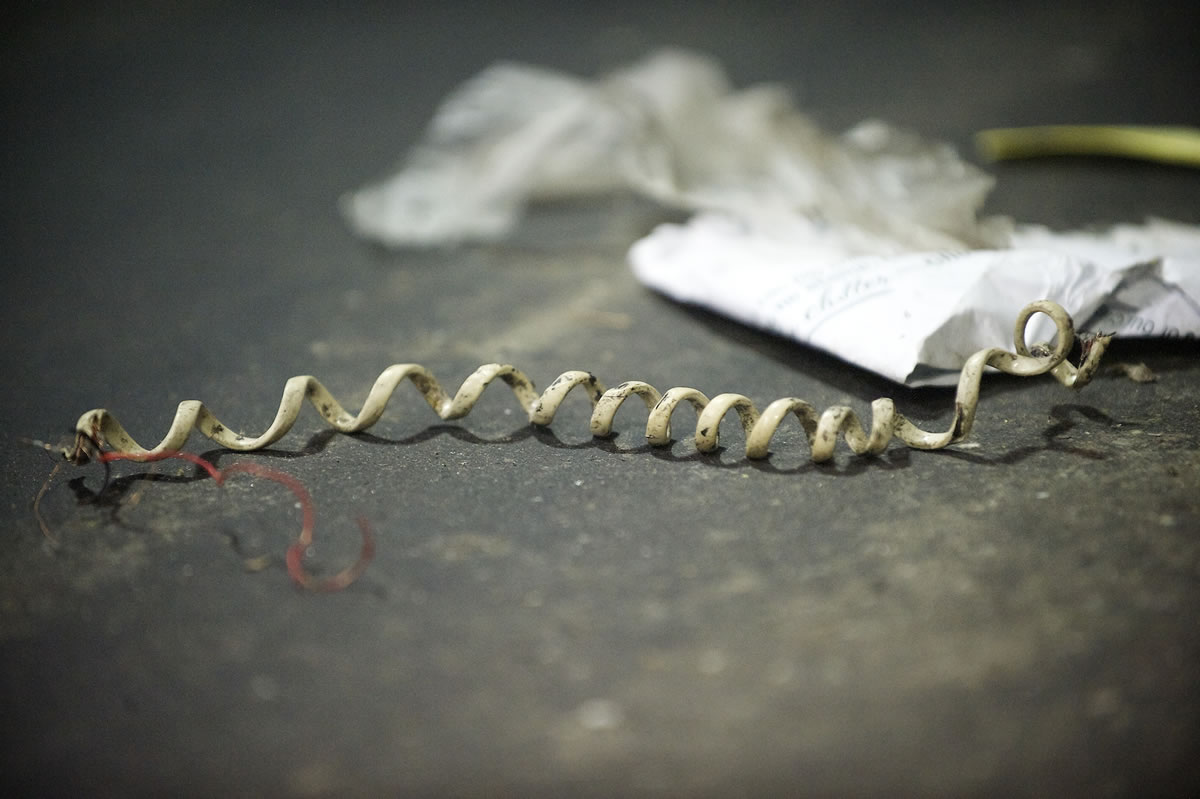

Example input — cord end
[1072,331,1114,388]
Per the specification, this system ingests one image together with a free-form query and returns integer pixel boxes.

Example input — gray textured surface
[3,2,1198,796]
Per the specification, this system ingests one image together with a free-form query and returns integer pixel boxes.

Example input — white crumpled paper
[344,49,1200,385]
[630,216,1200,384]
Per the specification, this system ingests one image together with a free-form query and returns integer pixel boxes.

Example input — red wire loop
[97,450,374,591]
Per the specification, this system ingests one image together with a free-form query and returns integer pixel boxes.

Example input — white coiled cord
[65,301,1110,465]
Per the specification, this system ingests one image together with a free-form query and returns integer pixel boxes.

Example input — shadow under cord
[248,400,1122,473]
[62,402,1124,517]
[931,404,1119,466]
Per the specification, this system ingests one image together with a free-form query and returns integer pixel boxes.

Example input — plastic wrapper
[343,49,1005,251]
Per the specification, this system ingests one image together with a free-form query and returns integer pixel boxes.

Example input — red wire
[98,450,374,592]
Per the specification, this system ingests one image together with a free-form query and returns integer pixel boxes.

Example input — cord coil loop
[65,301,1109,465]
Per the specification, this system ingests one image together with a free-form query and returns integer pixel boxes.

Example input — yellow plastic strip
[975,125,1200,167]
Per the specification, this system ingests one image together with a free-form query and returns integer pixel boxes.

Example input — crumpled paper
[343,49,1199,385]
[630,215,1200,384]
